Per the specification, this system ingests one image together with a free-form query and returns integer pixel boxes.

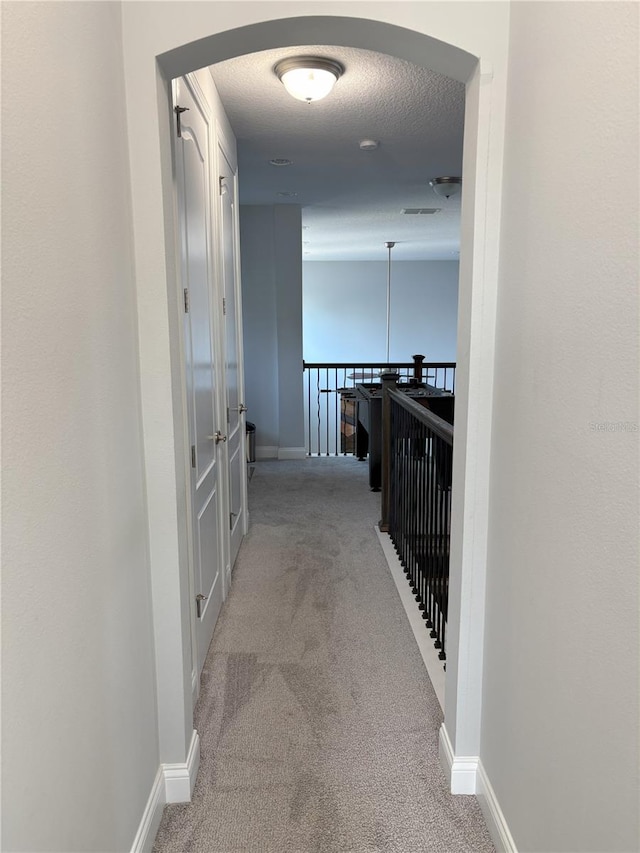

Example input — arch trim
[157,16,478,83]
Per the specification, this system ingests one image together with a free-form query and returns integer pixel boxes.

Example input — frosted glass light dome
[275,58,344,103]
[429,176,462,198]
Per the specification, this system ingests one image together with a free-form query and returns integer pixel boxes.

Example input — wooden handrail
[388,389,454,446]
[302,360,456,370]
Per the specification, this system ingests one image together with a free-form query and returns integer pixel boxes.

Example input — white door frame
[216,143,249,574]
[171,71,233,700]
[121,7,508,792]
[233,167,250,542]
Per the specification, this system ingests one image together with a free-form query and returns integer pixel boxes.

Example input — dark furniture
[356,381,454,490]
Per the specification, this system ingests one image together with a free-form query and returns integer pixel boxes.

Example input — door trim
[121,9,509,788]
[172,72,228,683]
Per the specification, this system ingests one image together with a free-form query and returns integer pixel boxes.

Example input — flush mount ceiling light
[274,57,344,103]
[429,176,462,198]
[269,158,293,167]
[359,139,379,151]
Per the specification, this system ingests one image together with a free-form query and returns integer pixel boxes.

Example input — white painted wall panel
[1,3,158,851]
[303,260,458,363]
[240,205,304,454]
[240,206,279,449]
[275,206,304,451]
[482,3,639,851]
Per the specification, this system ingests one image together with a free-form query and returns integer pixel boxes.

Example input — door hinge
[183,288,190,313]
[191,445,196,468]
[174,105,189,138]
[222,297,226,315]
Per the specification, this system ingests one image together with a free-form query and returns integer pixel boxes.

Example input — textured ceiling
[210,46,465,261]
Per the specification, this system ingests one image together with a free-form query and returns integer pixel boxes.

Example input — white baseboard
[163,729,200,803]
[375,526,445,710]
[277,446,306,460]
[439,727,517,850]
[439,722,454,781]
[256,445,278,459]
[130,767,165,853]
[131,731,200,852]
[477,761,518,852]
[438,724,479,794]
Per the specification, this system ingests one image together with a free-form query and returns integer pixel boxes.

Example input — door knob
[208,432,227,443]
[238,404,248,413]
[195,593,208,618]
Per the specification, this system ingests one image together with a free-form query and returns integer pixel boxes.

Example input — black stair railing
[302,357,456,456]
[381,377,454,665]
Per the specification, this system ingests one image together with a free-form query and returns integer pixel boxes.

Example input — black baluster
[308,368,312,455]
[316,370,321,457]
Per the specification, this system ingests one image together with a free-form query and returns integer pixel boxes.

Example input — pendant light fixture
[274,57,344,103]
[385,241,396,363]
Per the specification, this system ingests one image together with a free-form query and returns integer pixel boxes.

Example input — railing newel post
[379,369,400,532]
[412,354,425,384]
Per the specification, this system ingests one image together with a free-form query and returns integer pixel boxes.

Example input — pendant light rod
[385,241,396,363]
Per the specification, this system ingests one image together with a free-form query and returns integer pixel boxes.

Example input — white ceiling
[209,45,465,261]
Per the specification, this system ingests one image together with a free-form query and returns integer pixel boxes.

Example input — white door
[175,79,225,678]
[219,154,248,567]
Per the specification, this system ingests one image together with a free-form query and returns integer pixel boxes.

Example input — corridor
[153,459,493,852]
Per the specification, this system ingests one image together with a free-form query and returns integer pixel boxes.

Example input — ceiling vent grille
[402,208,441,215]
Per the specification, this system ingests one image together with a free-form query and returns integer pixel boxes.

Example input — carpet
[153,458,494,853]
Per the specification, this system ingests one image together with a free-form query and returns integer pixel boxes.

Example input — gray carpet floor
[153,458,494,853]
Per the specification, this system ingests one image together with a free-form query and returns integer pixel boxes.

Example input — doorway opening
[198,41,464,698]
[206,44,464,461]
[135,12,502,797]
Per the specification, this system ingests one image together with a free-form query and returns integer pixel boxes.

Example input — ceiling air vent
[402,208,441,215]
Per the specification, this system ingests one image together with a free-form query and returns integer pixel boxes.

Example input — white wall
[275,207,305,454]
[240,205,304,457]
[1,3,159,851]
[240,206,279,449]
[482,3,639,851]
[303,260,458,362]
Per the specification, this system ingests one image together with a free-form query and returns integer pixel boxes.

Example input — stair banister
[379,369,400,532]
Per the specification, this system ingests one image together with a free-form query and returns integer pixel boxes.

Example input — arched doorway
[120,6,509,797]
